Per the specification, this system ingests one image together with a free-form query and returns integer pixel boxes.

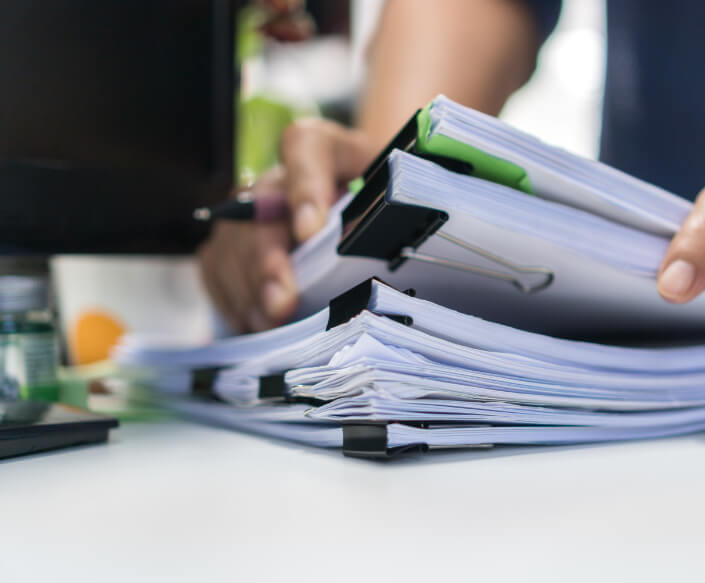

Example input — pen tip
[193,208,211,221]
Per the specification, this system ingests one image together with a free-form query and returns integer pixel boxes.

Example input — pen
[193,191,289,222]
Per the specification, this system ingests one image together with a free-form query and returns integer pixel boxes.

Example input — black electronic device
[0,0,237,253]
[0,400,119,459]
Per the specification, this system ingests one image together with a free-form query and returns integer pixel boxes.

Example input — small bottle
[0,277,60,402]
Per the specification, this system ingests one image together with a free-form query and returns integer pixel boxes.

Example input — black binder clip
[258,373,287,400]
[326,278,415,330]
[191,367,226,401]
[338,106,554,293]
[258,373,328,405]
[338,161,449,272]
[256,279,415,405]
[342,424,427,459]
[359,109,474,183]
[338,109,475,273]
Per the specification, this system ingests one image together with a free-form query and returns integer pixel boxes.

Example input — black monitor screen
[0,0,234,253]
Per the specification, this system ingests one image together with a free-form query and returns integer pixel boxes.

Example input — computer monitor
[0,0,236,253]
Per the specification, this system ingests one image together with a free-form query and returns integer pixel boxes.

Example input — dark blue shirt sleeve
[522,0,562,44]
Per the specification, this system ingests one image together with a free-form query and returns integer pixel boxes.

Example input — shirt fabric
[525,0,705,200]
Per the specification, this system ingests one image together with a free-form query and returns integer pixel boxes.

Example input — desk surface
[3,420,705,582]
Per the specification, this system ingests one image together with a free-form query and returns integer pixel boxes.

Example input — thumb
[658,187,705,303]
[280,119,375,242]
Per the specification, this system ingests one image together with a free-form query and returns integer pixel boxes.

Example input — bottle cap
[0,276,49,313]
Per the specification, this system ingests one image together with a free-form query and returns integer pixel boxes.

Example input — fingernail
[262,279,293,319]
[659,259,696,299]
[294,202,320,241]
[247,308,269,332]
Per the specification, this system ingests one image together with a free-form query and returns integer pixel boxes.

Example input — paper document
[117,95,705,458]
[118,280,705,458]
[291,147,705,337]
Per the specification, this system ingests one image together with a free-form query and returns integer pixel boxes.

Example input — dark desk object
[0,0,237,254]
[0,400,119,459]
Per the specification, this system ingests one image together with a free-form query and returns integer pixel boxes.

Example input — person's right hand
[198,118,377,333]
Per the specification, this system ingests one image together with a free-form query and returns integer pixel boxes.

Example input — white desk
[3,420,705,582]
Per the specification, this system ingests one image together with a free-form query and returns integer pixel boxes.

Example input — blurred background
[202,0,608,347]
[238,0,605,183]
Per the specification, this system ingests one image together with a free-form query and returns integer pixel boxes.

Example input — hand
[198,119,376,333]
[658,187,705,303]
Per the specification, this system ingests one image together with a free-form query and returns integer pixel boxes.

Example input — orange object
[71,310,126,365]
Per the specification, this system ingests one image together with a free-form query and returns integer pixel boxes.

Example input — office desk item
[117,279,705,458]
[190,94,698,336]
[290,146,704,337]
[0,400,118,459]
[51,256,214,366]
[118,96,705,458]
[0,0,238,253]
[356,94,690,235]
[0,276,60,401]
[193,192,290,222]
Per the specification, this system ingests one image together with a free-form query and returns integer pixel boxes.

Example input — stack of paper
[116,95,705,457]
[291,97,705,337]
[117,279,705,456]
[425,96,690,235]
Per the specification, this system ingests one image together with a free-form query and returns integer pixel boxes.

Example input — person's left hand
[658,186,705,303]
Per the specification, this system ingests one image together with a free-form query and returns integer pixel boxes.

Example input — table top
[3,419,705,582]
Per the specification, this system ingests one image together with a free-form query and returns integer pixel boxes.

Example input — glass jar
[0,277,60,402]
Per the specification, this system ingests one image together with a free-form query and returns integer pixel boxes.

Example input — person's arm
[199,0,544,332]
[358,0,540,148]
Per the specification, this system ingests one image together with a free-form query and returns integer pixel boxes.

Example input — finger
[212,267,247,333]
[197,237,242,331]
[230,169,290,331]
[215,224,261,332]
[280,120,336,242]
[221,221,293,333]
[280,119,375,242]
[204,220,264,333]
[250,223,298,328]
[201,167,291,333]
[658,187,705,303]
[259,248,298,326]
[250,165,287,197]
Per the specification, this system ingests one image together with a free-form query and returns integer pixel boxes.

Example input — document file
[117,96,705,457]
[118,280,705,458]
[291,145,704,337]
